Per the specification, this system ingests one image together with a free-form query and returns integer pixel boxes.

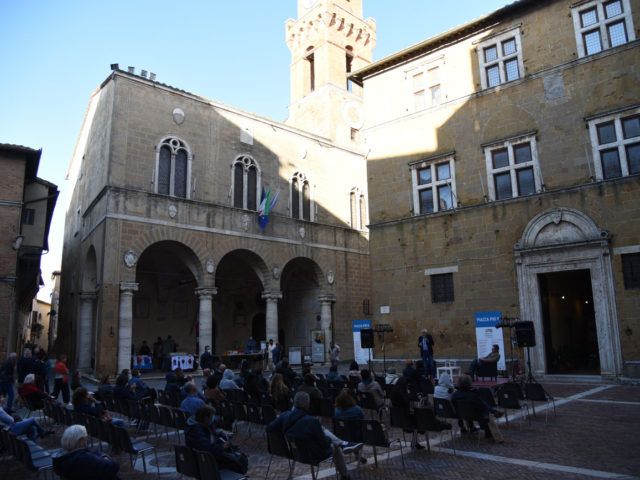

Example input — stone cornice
[119,282,139,293]
[262,291,283,301]
[195,287,218,297]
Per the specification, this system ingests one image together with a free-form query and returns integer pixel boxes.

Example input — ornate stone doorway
[514,207,622,378]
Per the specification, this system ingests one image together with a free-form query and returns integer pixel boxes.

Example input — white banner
[352,320,373,364]
[474,311,506,371]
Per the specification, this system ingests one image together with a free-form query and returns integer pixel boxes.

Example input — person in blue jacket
[180,382,204,416]
[184,404,245,473]
[246,335,257,352]
[164,372,181,393]
[113,374,137,401]
[53,425,122,480]
[267,392,362,480]
[72,387,125,427]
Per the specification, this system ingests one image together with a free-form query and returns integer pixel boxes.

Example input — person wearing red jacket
[52,355,70,405]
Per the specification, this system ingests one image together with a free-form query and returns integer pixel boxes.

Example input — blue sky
[0,0,509,300]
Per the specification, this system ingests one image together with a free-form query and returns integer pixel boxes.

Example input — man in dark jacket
[164,372,181,393]
[184,404,245,473]
[275,358,298,389]
[31,351,48,392]
[272,342,281,367]
[200,346,213,370]
[268,392,362,480]
[0,352,17,414]
[403,359,420,380]
[451,374,503,441]
[17,349,32,384]
[418,328,435,379]
[54,425,121,480]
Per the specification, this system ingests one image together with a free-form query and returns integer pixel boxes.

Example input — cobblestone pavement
[4,382,639,479]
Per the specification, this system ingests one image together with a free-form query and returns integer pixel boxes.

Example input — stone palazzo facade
[350,0,640,378]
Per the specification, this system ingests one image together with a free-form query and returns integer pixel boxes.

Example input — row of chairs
[0,427,58,479]
[174,445,245,480]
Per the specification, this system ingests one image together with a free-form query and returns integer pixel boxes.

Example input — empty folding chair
[359,391,384,420]
[259,393,274,408]
[116,425,160,477]
[261,405,277,427]
[232,401,251,436]
[266,430,295,480]
[433,397,460,442]
[172,409,188,445]
[473,388,497,409]
[159,405,179,444]
[157,390,169,406]
[525,383,556,421]
[194,449,246,480]
[361,419,405,471]
[332,417,363,474]
[498,389,531,429]
[17,437,53,479]
[174,443,200,479]
[246,403,265,436]
[415,407,454,454]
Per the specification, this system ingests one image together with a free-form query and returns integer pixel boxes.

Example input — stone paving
[3,381,640,479]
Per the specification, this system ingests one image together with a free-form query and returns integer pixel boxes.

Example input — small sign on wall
[380,306,390,314]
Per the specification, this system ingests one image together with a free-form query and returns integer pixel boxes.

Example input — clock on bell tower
[286,0,376,148]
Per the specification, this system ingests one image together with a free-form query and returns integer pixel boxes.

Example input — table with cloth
[132,355,153,370]
[171,355,195,371]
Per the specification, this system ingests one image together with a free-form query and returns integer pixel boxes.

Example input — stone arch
[82,245,98,293]
[277,247,331,291]
[212,239,273,291]
[516,207,608,249]
[584,75,640,118]
[481,104,537,144]
[127,227,206,284]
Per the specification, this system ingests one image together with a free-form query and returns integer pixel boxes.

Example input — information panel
[474,311,506,371]
[352,320,373,364]
[288,347,302,366]
[311,330,325,364]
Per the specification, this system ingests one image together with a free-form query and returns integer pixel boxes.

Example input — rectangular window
[516,168,536,196]
[411,153,457,215]
[414,91,426,111]
[409,63,443,112]
[477,29,523,89]
[601,149,622,178]
[622,253,640,289]
[495,172,513,200]
[431,273,455,303]
[418,168,432,185]
[22,209,35,225]
[626,144,640,174]
[492,149,509,169]
[485,135,539,200]
[572,0,635,58]
[419,189,434,214]
[589,108,640,180]
[430,85,442,106]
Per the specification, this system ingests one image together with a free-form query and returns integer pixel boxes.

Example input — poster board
[303,346,312,364]
[474,311,506,371]
[311,330,325,363]
[352,320,373,364]
[288,347,302,366]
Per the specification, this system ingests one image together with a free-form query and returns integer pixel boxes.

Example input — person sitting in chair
[451,374,503,442]
[18,374,51,410]
[467,345,500,377]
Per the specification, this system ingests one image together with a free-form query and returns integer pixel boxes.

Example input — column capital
[79,292,98,301]
[195,287,218,297]
[119,282,139,294]
[262,291,283,302]
[317,294,337,305]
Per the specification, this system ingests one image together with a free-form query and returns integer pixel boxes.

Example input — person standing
[246,335,256,352]
[0,353,17,413]
[265,339,275,373]
[162,335,176,371]
[31,351,48,392]
[418,328,435,380]
[52,355,71,405]
[153,337,163,371]
[328,342,341,367]
[139,341,151,356]
[200,346,213,371]
[272,342,281,369]
[16,349,32,407]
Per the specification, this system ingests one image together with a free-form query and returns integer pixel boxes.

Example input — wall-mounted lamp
[439,332,445,340]
[109,327,115,338]
[626,327,633,337]
[13,234,24,250]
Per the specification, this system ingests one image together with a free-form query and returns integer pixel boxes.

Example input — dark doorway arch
[252,313,266,344]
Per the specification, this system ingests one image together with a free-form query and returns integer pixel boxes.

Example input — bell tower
[285,0,376,148]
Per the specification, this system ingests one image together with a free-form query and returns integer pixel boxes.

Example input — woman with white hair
[53,425,122,480]
[433,372,454,401]
[18,373,52,410]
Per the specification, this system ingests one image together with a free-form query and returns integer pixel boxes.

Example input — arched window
[349,187,367,230]
[155,137,192,199]
[306,46,315,93]
[232,156,261,210]
[290,172,313,221]
[346,46,354,91]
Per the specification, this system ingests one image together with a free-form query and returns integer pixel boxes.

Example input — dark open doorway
[539,269,599,375]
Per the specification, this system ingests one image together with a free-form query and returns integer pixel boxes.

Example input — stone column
[117,282,138,374]
[318,295,337,363]
[262,291,282,344]
[77,292,97,370]
[196,288,217,356]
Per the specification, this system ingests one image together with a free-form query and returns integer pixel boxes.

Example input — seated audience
[0,394,53,443]
[390,377,425,449]
[357,369,385,410]
[18,374,51,410]
[113,374,137,401]
[185,404,245,474]
[164,372,181,393]
[201,368,211,391]
[433,372,454,401]
[174,368,186,387]
[254,367,270,392]
[180,382,205,416]
[72,387,124,427]
[213,363,226,379]
[275,358,298,389]
[53,425,122,480]
[268,392,362,480]
[451,374,503,442]
[296,374,322,399]
[467,345,500,377]
[98,375,115,398]
[70,371,85,392]
[348,362,361,380]
[326,365,342,382]
[334,389,364,421]
[243,373,262,399]
[269,373,289,408]
[128,369,156,403]
[385,367,400,385]
[403,359,419,380]
[220,369,240,390]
